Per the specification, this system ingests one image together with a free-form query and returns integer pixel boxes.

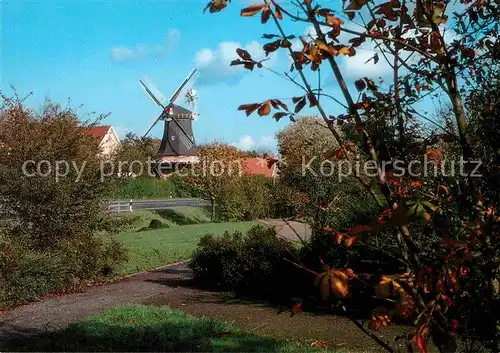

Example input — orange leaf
[439,184,449,194]
[274,3,283,19]
[343,235,358,247]
[408,179,424,187]
[238,103,260,116]
[307,93,318,107]
[336,46,351,56]
[375,1,398,21]
[291,302,303,316]
[261,5,271,23]
[330,270,350,297]
[346,0,368,19]
[273,112,289,121]
[326,14,344,27]
[369,307,391,330]
[425,149,441,160]
[257,101,271,116]
[236,48,252,60]
[294,96,306,113]
[317,273,330,300]
[350,224,372,234]
[263,39,281,55]
[241,4,265,16]
[375,275,393,297]
[332,232,343,244]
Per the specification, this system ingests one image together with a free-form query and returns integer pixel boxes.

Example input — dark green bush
[0,233,126,308]
[189,230,245,289]
[97,214,141,234]
[189,225,309,302]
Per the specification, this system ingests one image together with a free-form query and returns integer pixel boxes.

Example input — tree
[201,0,499,351]
[114,132,161,177]
[0,95,109,246]
[0,93,126,301]
[276,116,378,228]
[189,142,245,221]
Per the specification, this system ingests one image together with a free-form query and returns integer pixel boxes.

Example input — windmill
[139,69,200,175]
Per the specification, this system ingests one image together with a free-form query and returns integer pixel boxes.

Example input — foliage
[190,225,307,302]
[187,142,244,221]
[276,116,379,228]
[112,132,160,176]
[186,143,273,222]
[0,94,126,307]
[202,0,500,352]
[0,95,109,247]
[108,174,200,200]
[0,232,126,307]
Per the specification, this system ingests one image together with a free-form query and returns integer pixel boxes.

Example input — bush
[208,174,274,222]
[97,214,141,234]
[189,225,309,303]
[0,233,126,308]
[0,96,127,307]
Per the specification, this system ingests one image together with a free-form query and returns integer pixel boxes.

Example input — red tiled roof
[241,157,277,178]
[84,125,111,144]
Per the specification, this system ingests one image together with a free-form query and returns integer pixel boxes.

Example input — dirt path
[0,261,415,353]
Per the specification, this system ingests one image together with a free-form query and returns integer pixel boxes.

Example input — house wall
[100,127,121,157]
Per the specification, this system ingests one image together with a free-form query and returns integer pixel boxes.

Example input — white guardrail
[107,198,211,213]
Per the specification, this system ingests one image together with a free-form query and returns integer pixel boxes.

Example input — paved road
[108,198,211,213]
[0,262,403,353]
[258,219,312,242]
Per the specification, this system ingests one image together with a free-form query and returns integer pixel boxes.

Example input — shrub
[189,225,308,303]
[239,174,273,220]
[189,230,245,289]
[0,95,127,307]
[97,214,141,234]
[0,232,126,308]
[108,172,202,201]
[207,174,274,222]
[0,97,109,248]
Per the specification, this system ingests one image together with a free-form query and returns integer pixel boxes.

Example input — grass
[4,305,340,352]
[118,207,212,228]
[111,208,259,275]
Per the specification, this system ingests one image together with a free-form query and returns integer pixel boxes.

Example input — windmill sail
[139,77,167,108]
[168,69,198,104]
[139,68,199,162]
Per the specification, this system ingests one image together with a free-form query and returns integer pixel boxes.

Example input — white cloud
[110,28,181,63]
[339,45,393,79]
[231,135,275,151]
[111,47,136,62]
[194,40,278,85]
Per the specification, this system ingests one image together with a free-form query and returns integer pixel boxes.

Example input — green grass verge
[113,220,259,275]
[5,305,340,352]
[117,207,212,228]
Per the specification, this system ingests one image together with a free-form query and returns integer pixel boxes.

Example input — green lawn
[5,305,339,352]
[111,208,258,275]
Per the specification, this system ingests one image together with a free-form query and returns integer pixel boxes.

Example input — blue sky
[1,0,449,152]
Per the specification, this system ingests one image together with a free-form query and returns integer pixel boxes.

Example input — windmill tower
[139,69,199,176]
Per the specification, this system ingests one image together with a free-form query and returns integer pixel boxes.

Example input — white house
[84,125,121,157]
